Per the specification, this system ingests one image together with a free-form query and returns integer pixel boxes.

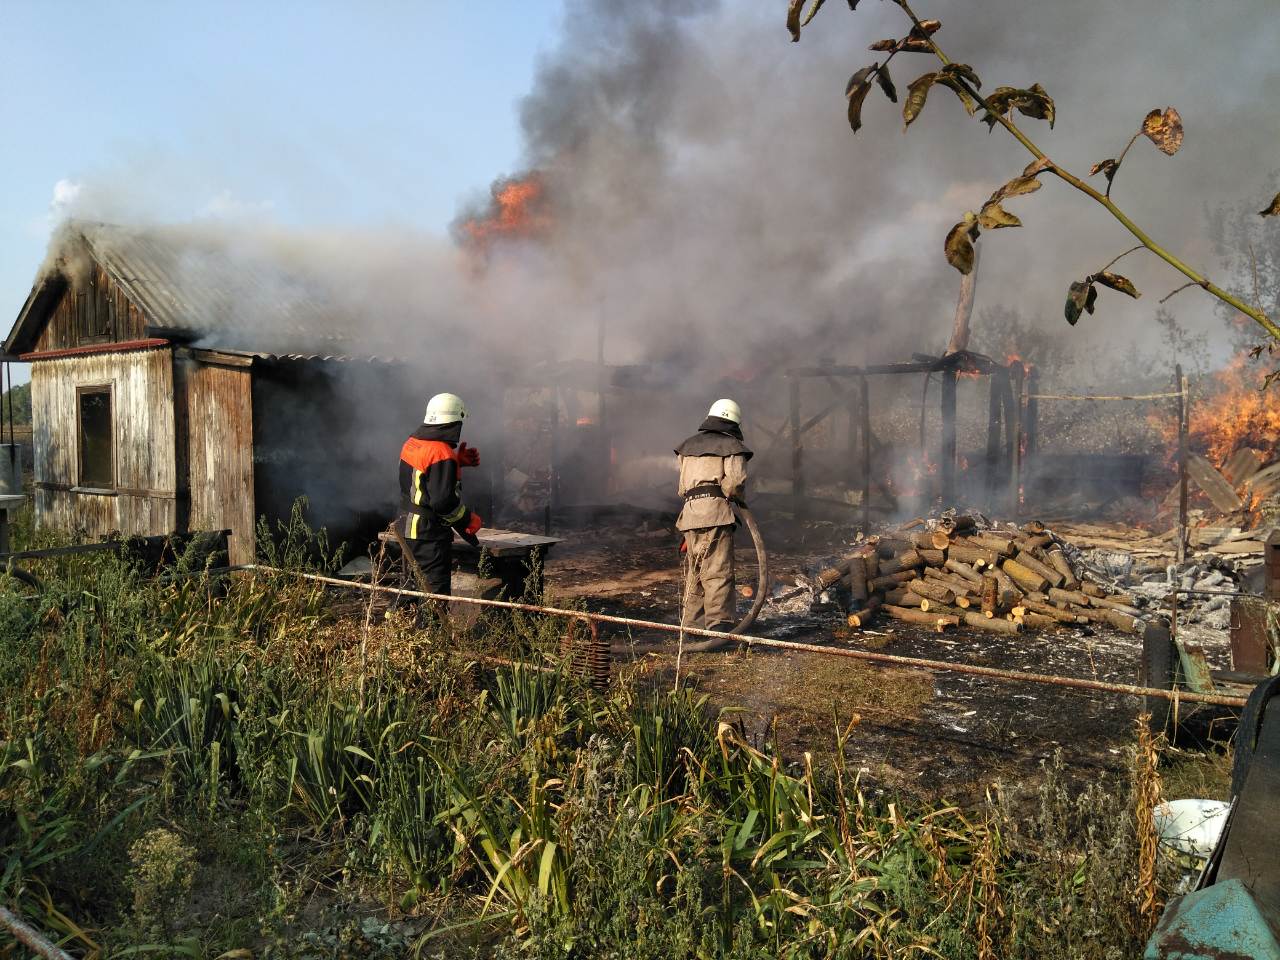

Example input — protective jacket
[675,416,752,532]
[398,422,469,541]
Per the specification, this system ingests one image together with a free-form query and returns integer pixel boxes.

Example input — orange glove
[457,443,480,468]
[678,539,687,554]
[464,512,483,536]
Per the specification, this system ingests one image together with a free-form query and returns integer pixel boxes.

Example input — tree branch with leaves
[787,0,1280,343]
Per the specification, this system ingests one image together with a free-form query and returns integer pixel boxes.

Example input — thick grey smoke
[35,0,1280,519]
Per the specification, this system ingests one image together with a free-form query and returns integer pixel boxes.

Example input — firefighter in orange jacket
[397,392,483,596]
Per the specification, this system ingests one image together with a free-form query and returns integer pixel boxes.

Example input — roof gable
[6,222,368,359]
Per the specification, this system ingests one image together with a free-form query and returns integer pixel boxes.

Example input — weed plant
[0,507,1180,958]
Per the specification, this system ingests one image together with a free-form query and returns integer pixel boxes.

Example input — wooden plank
[185,360,255,565]
[1222,447,1265,486]
[1186,452,1244,512]
[1243,461,1280,500]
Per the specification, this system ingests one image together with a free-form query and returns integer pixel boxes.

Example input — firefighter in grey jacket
[675,399,752,632]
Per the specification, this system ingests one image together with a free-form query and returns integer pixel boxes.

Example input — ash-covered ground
[543,515,1238,807]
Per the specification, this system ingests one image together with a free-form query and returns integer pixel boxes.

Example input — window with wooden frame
[77,386,114,489]
[74,278,115,345]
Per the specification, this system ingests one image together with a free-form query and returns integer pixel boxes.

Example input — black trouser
[406,536,452,596]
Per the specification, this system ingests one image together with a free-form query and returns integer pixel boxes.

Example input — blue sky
[0,0,564,373]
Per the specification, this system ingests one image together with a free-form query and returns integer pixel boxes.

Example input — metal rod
[242,565,1250,708]
[1026,391,1184,402]
[0,905,76,960]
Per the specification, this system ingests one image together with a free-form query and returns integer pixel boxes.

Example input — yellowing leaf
[800,0,828,28]
[977,202,1021,229]
[1142,107,1183,155]
[903,72,939,128]
[1260,192,1280,217]
[786,0,805,41]
[994,174,1042,201]
[1089,158,1119,183]
[945,215,979,274]
[1093,271,1140,298]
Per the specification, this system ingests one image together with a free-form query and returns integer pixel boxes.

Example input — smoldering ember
[1,2,1279,958]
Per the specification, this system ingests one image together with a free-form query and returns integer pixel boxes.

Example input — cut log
[1014,550,1066,588]
[924,567,976,592]
[848,556,869,602]
[1044,547,1080,589]
[930,530,953,550]
[1087,595,1144,617]
[1081,582,1106,598]
[944,559,984,586]
[964,611,1021,633]
[847,594,882,628]
[1102,608,1142,633]
[920,598,968,616]
[938,514,977,535]
[882,604,958,630]
[1186,452,1244,512]
[1047,587,1090,607]
[980,575,999,617]
[1022,599,1085,624]
[972,533,1016,556]
[868,570,916,592]
[908,579,956,604]
[1021,520,1046,534]
[863,552,879,578]
[1021,612,1061,630]
[883,587,910,605]
[949,543,1001,567]
[876,537,915,558]
[816,554,863,590]
[1002,557,1049,594]
[918,548,947,566]
[880,549,923,575]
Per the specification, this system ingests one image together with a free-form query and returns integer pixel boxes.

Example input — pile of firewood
[819,516,1152,635]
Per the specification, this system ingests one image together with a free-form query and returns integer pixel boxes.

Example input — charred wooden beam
[940,367,957,503]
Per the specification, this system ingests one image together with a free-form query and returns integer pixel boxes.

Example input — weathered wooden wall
[184,359,256,565]
[30,347,178,538]
[35,264,147,351]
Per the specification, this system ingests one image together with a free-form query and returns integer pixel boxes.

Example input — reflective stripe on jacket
[398,424,468,540]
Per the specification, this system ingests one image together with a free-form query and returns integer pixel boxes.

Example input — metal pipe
[242,565,1250,707]
[0,906,76,960]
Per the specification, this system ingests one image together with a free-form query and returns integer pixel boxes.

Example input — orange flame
[457,173,550,253]
[1154,353,1280,468]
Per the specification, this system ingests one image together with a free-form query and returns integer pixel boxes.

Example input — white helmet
[707,398,742,425]
[424,392,467,425]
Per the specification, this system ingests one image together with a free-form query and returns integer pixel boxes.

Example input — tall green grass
[0,506,1174,958]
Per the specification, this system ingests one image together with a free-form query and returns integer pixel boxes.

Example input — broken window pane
[79,389,113,488]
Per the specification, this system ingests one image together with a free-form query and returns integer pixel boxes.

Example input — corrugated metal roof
[76,222,373,357]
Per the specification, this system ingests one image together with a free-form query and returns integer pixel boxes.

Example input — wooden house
[2,223,414,564]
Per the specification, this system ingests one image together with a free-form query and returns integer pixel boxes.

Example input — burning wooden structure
[3,224,415,564]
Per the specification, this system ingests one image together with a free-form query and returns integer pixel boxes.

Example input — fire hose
[612,502,768,654]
